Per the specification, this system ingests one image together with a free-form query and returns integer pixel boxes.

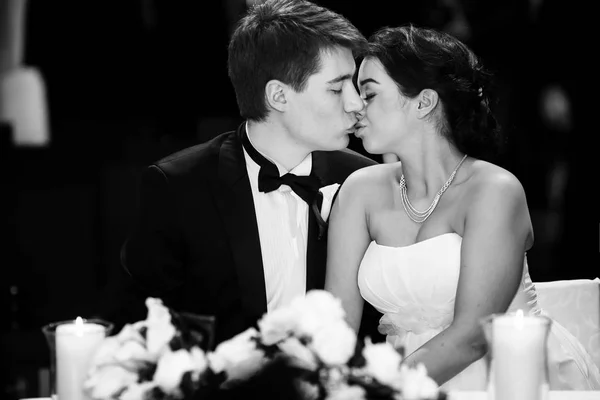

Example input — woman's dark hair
[366,24,504,161]
[228,0,367,122]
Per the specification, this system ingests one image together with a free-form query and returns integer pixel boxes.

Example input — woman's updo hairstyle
[365,24,504,161]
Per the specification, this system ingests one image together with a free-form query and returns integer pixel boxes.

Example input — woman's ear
[416,88,439,118]
[265,80,287,112]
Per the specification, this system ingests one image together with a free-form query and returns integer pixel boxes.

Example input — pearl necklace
[399,154,468,224]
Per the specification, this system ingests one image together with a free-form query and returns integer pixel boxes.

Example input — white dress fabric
[357,233,600,391]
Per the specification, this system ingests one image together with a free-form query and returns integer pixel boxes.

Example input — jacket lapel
[210,133,333,312]
[306,151,330,291]
[210,125,267,320]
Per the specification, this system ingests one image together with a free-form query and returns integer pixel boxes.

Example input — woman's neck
[394,132,465,199]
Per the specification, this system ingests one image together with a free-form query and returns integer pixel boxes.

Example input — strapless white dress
[358,233,600,391]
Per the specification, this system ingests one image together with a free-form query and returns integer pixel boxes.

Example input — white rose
[310,320,356,366]
[83,365,138,400]
[257,306,298,345]
[302,290,345,321]
[146,321,176,359]
[397,363,439,400]
[207,328,266,382]
[143,298,176,358]
[114,340,152,365]
[291,290,346,338]
[132,320,147,331]
[145,297,171,322]
[116,323,145,344]
[362,338,402,386]
[325,384,366,400]
[119,381,157,400]
[89,322,150,371]
[189,346,209,380]
[318,183,340,222]
[153,349,195,394]
[277,337,318,371]
[88,336,121,370]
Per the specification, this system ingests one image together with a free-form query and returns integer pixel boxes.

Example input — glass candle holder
[42,317,113,400]
[481,310,551,400]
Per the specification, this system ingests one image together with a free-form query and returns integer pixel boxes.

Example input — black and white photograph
[2,1,595,400]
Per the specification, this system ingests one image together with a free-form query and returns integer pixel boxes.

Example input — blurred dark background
[1,0,591,398]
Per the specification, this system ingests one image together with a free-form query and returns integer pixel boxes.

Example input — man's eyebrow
[327,73,354,84]
[359,78,379,87]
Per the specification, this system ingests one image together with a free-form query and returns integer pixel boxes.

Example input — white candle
[55,317,107,400]
[490,310,550,400]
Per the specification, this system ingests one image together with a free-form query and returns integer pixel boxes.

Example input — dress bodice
[358,233,540,341]
[357,233,600,391]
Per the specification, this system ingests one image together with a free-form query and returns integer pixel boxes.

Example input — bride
[324,24,600,391]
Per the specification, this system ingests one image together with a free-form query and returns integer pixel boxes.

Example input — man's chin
[333,134,351,150]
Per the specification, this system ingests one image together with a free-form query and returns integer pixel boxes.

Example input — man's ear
[416,88,439,118]
[265,80,288,112]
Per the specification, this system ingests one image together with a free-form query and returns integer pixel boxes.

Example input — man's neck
[246,120,311,172]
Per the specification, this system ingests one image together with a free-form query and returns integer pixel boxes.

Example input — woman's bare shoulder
[461,160,534,249]
[467,160,526,200]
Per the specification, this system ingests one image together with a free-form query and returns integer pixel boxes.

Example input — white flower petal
[114,340,152,364]
[116,323,145,344]
[362,338,403,386]
[325,384,366,400]
[291,290,346,338]
[190,347,209,378]
[154,349,194,394]
[311,320,356,366]
[88,336,121,369]
[398,363,439,399]
[207,328,265,381]
[119,381,157,400]
[84,365,137,399]
[258,307,298,345]
[145,320,176,358]
[277,337,318,371]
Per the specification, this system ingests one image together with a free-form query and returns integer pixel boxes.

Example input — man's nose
[346,89,365,114]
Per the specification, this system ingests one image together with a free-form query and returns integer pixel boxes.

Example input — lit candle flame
[515,309,524,330]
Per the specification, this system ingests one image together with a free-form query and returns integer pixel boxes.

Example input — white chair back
[534,278,600,368]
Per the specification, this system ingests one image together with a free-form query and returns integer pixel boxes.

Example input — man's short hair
[228,0,367,121]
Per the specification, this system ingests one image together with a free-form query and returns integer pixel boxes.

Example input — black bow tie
[242,128,321,206]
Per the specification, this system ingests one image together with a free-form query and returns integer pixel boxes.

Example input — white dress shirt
[243,126,311,313]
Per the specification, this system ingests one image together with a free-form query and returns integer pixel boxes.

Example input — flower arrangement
[84,290,446,400]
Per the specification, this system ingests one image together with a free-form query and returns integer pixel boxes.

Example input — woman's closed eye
[362,93,375,102]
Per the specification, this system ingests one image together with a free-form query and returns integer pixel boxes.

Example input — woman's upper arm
[325,170,373,329]
[453,173,533,332]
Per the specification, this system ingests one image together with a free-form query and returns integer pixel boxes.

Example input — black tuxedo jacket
[119,124,377,345]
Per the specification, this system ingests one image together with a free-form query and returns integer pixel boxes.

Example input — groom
[117,0,377,345]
